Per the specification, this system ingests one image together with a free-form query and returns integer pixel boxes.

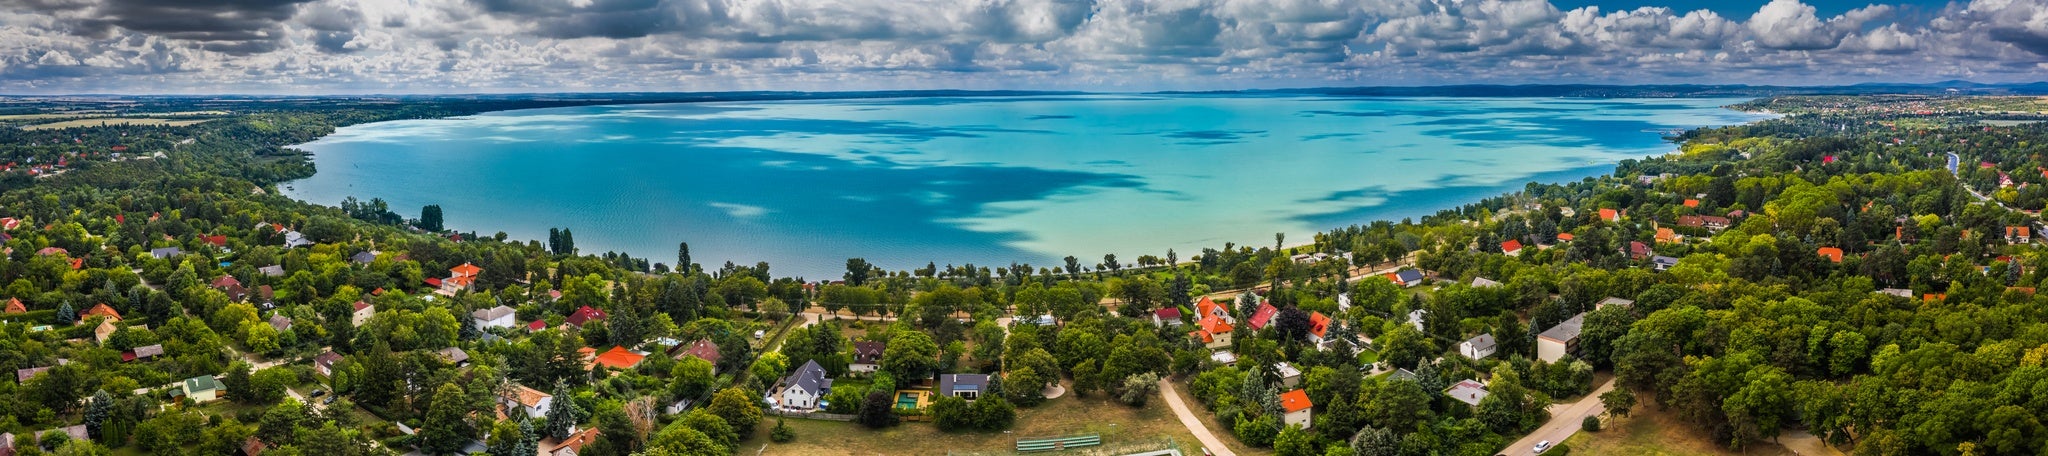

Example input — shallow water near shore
[284,94,1769,278]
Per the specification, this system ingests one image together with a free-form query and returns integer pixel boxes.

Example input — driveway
[1158,379,1234,456]
[1503,377,1616,455]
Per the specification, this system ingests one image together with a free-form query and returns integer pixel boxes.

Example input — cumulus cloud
[0,0,2042,93]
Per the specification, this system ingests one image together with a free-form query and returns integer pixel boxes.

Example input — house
[36,426,88,446]
[1385,368,1419,383]
[1536,313,1587,363]
[671,339,722,371]
[540,427,601,456]
[1384,269,1425,287]
[148,247,182,259]
[850,340,885,373]
[314,351,344,376]
[1306,311,1331,347]
[1407,309,1426,332]
[1151,307,1183,327]
[1651,255,1680,271]
[664,398,696,415]
[213,276,247,301]
[1445,380,1490,407]
[774,360,833,410]
[1654,228,1681,243]
[1279,389,1313,430]
[1500,239,1523,256]
[936,373,991,400]
[177,375,225,403]
[1877,288,1914,298]
[1195,296,1232,322]
[93,319,119,344]
[1336,292,1351,311]
[437,347,471,366]
[439,263,482,295]
[1627,241,1653,261]
[1190,315,1234,349]
[1274,362,1303,388]
[2009,226,2033,243]
[1471,277,1502,288]
[82,304,121,324]
[257,265,285,277]
[255,286,276,308]
[1209,350,1238,365]
[1817,247,1845,263]
[1678,215,1733,231]
[527,320,548,332]
[0,217,17,230]
[3,298,23,314]
[1555,232,1575,242]
[350,251,378,265]
[1596,297,1634,310]
[1599,208,1622,222]
[16,366,50,383]
[1683,199,1700,208]
[591,346,646,371]
[566,305,608,327]
[267,315,291,332]
[1020,314,1058,326]
[1459,334,1497,360]
[502,384,553,418]
[242,437,266,456]
[278,229,311,248]
[202,234,228,248]
[472,305,518,330]
[350,301,374,326]
[1247,303,1279,330]
[124,344,164,362]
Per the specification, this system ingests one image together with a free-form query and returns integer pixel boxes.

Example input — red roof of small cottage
[567,305,609,326]
[1279,389,1313,413]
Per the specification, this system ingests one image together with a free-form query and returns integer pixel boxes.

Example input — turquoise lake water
[283,95,1771,279]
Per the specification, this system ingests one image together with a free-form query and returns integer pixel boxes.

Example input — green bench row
[1016,435,1102,452]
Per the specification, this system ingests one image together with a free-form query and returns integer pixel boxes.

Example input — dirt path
[1778,430,1843,456]
[1158,379,1234,456]
[1504,377,1616,454]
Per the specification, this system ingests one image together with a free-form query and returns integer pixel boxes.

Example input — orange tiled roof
[1308,312,1330,339]
[84,303,121,321]
[450,262,482,277]
[1817,247,1844,263]
[1279,389,1313,413]
[592,346,646,371]
[3,297,23,314]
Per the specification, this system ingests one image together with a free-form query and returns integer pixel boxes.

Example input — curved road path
[1504,378,1616,454]
[1159,379,1234,456]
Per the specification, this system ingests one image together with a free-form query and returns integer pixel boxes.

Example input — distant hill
[1157,82,2048,98]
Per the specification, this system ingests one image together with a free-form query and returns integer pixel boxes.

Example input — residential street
[1158,379,1234,456]
[1503,377,1617,455]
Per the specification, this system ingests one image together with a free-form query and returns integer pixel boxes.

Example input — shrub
[1580,416,1600,432]
[769,419,795,443]
[1550,443,1572,455]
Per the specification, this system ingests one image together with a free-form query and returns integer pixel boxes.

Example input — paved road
[1158,379,1234,456]
[1503,377,1617,455]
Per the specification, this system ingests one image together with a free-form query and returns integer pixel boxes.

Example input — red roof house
[1817,247,1844,263]
[592,346,646,371]
[1247,303,1279,330]
[1500,239,1523,256]
[566,305,608,327]
[3,298,23,314]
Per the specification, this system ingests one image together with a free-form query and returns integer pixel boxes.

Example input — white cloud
[0,0,2043,92]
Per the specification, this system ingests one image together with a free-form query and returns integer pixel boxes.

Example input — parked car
[322,395,338,405]
[309,389,327,398]
[1533,441,1552,453]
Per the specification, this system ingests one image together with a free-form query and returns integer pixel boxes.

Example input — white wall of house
[1536,337,1570,363]
[479,314,515,330]
[849,363,878,373]
[1284,409,1312,430]
[1460,342,1495,360]
[780,386,819,409]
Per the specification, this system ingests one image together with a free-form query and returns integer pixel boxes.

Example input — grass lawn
[750,390,1239,455]
[1564,409,1792,456]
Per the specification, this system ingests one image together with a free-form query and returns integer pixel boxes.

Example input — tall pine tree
[544,381,582,440]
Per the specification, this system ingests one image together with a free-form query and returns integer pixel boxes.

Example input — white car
[1533,441,1552,453]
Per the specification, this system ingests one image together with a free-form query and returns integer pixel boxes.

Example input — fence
[767,409,855,422]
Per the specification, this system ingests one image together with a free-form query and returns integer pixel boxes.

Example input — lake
[283,95,1771,279]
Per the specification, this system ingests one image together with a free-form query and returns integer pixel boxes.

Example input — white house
[775,360,832,410]
[350,301,375,327]
[177,375,224,403]
[502,384,553,419]
[1536,313,1586,363]
[850,341,885,374]
[1445,380,1490,407]
[1459,333,1497,360]
[1274,362,1303,388]
[1280,389,1313,430]
[1407,309,1427,332]
[472,305,517,330]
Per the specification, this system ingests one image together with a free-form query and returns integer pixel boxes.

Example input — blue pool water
[283,95,1770,278]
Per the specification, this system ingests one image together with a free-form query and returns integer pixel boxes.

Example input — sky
[0,0,2045,94]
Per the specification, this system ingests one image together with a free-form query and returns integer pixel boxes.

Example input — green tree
[670,357,715,400]
[421,383,474,455]
[706,387,764,437]
[882,332,940,381]
[1601,387,1636,417]
[857,391,899,428]
[544,381,582,440]
[83,390,110,439]
[1071,360,1101,397]
[1274,425,1316,456]
[418,204,444,232]
[929,396,970,431]
[486,419,524,456]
